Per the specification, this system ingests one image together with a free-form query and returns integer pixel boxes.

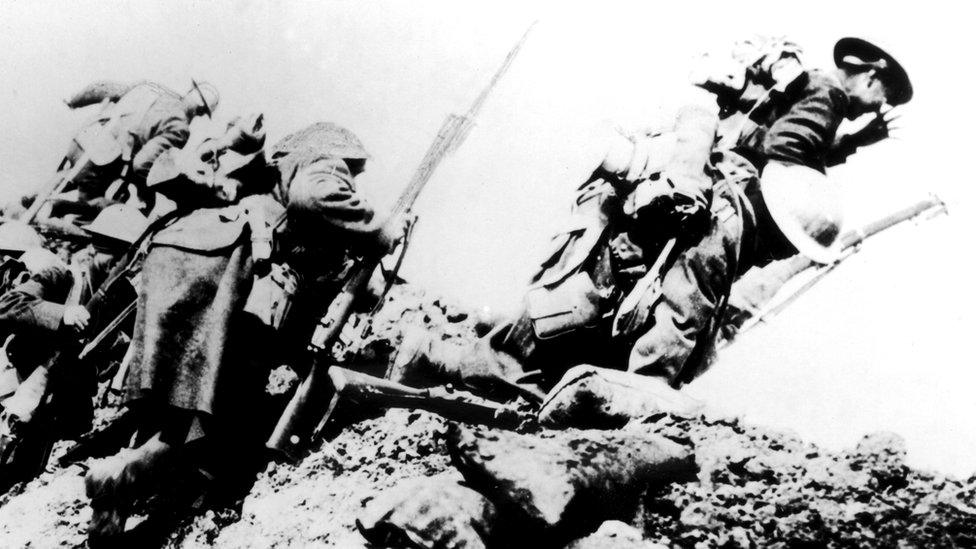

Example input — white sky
[1,1,974,476]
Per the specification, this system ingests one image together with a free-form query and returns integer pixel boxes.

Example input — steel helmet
[760,161,844,264]
[0,222,43,254]
[82,204,149,245]
[270,122,370,161]
[19,248,63,275]
[187,80,220,118]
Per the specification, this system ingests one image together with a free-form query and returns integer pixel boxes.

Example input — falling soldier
[393,98,722,401]
[700,36,913,341]
[394,36,914,406]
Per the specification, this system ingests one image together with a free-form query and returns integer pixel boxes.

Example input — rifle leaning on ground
[310,367,533,440]
[728,195,947,341]
[266,23,537,458]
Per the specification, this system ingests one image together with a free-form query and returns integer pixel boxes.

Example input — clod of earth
[0,285,974,547]
[357,471,497,549]
[447,423,698,541]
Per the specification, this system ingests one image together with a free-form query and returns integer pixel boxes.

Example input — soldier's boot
[2,365,51,425]
[388,327,470,387]
[84,433,174,545]
[390,328,545,404]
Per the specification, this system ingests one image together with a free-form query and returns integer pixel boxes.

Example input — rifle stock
[264,265,370,453]
[267,24,535,454]
[326,366,531,429]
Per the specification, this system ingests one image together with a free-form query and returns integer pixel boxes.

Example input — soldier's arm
[762,81,848,173]
[286,157,395,253]
[0,268,74,333]
[666,104,719,208]
[131,111,191,184]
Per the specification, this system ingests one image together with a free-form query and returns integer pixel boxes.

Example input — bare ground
[0,285,974,548]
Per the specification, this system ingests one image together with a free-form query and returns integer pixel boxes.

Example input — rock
[539,365,703,429]
[448,424,697,539]
[565,520,667,549]
[265,365,299,396]
[357,471,497,549]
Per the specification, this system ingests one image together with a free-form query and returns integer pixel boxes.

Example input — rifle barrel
[838,195,945,249]
[392,23,536,216]
[732,196,947,338]
[268,24,536,453]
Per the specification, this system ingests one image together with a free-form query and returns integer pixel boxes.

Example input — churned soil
[0,285,973,548]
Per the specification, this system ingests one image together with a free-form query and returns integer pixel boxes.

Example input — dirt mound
[0,284,973,547]
[1,410,974,547]
[638,415,976,547]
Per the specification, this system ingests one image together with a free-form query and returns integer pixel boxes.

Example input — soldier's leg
[626,188,744,386]
[84,407,192,541]
[393,311,547,402]
[722,254,811,337]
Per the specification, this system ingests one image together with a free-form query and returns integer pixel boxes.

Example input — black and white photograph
[0,1,972,547]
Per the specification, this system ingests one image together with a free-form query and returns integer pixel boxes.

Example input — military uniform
[540,71,852,386]
[0,248,124,491]
[0,259,74,377]
[55,82,197,221]
[715,38,914,342]
[85,119,397,541]
[123,120,389,429]
[399,105,729,395]
[406,69,861,392]
[735,70,849,175]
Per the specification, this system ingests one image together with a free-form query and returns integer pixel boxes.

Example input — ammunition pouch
[226,194,294,329]
[239,193,286,264]
[243,262,299,330]
[524,272,601,340]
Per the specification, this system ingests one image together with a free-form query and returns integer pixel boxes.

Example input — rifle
[78,299,137,362]
[19,157,84,224]
[266,23,536,457]
[310,366,533,441]
[0,240,145,424]
[727,195,947,340]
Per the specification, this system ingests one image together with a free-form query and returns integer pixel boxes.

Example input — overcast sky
[1,1,973,476]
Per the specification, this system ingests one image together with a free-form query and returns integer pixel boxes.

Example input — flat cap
[834,37,913,105]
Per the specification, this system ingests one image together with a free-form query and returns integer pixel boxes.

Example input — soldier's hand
[378,212,417,254]
[625,134,678,183]
[62,306,90,332]
[847,107,900,149]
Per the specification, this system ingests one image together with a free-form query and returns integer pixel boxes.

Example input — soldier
[0,228,81,488]
[83,116,410,543]
[712,37,912,338]
[27,80,219,224]
[636,36,914,385]
[691,35,807,146]
[0,223,47,298]
[394,100,721,399]
[0,206,146,490]
[397,36,912,398]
